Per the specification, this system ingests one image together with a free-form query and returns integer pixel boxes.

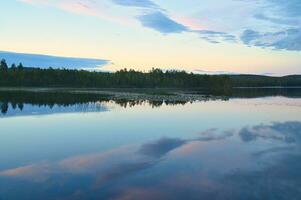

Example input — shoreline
[1,87,301,102]
[0,87,226,102]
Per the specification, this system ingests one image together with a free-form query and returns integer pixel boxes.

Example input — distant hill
[229,74,301,87]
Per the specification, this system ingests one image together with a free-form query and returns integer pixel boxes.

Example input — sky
[1,0,301,75]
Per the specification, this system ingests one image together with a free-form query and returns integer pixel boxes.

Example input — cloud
[18,0,136,26]
[192,69,238,75]
[0,146,137,181]
[137,11,236,43]
[1,121,301,199]
[137,12,188,34]
[252,146,295,157]
[240,29,261,45]
[0,51,109,69]
[111,0,159,9]
[241,28,301,51]
[0,128,229,181]
[267,0,301,17]
[239,0,301,51]
[138,138,186,158]
[113,188,166,200]
[196,129,234,141]
[18,0,237,45]
[16,0,301,51]
[94,161,157,187]
[138,129,233,158]
[250,0,301,25]
[197,30,237,43]
[239,121,301,143]
[254,13,299,26]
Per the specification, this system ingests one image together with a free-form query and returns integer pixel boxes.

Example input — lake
[0,89,301,200]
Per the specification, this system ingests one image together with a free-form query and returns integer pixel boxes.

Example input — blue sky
[1,0,301,75]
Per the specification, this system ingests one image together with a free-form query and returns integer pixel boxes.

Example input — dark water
[0,89,301,200]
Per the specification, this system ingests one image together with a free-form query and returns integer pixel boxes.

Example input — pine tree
[0,59,8,70]
[17,62,24,70]
[11,63,17,70]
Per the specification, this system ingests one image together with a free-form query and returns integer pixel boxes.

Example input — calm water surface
[0,90,301,200]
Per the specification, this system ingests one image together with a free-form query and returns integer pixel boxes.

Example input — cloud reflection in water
[0,121,301,200]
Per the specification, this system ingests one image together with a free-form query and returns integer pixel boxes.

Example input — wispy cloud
[18,0,136,25]
[254,13,299,26]
[196,30,237,43]
[137,11,236,43]
[137,12,188,34]
[138,138,186,158]
[267,0,301,18]
[18,0,237,44]
[111,0,159,9]
[241,28,301,51]
[1,121,300,199]
[0,51,109,69]
[18,0,301,51]
[239,121,301,143]
[0,128,233,181]
[239,0,301,50]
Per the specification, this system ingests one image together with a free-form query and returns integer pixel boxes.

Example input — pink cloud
[113,188,166,200]
[18,0,136,26]
[173,15,207,30]
[0,145,135,181]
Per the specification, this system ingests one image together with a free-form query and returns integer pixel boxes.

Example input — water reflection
[0,89,301,200]
[239,121,301,144]
[231,87,301,98]
[0,121,300,199]
[0,91,108,116]
[1,88,301,116]
[0,90,214,116]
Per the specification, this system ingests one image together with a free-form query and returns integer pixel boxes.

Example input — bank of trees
[229,74,301,87]
[0,59,231,89]
[0,59,300,88]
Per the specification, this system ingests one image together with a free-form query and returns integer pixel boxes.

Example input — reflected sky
[0,93,301,200]
[0,103,109,117]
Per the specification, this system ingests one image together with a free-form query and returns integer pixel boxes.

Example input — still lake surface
[0,89,301,200]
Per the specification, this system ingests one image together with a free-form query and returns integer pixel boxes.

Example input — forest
[0,59,301,88]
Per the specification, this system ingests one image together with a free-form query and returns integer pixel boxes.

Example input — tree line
[0,58,301,88]
[0,59,231,89]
